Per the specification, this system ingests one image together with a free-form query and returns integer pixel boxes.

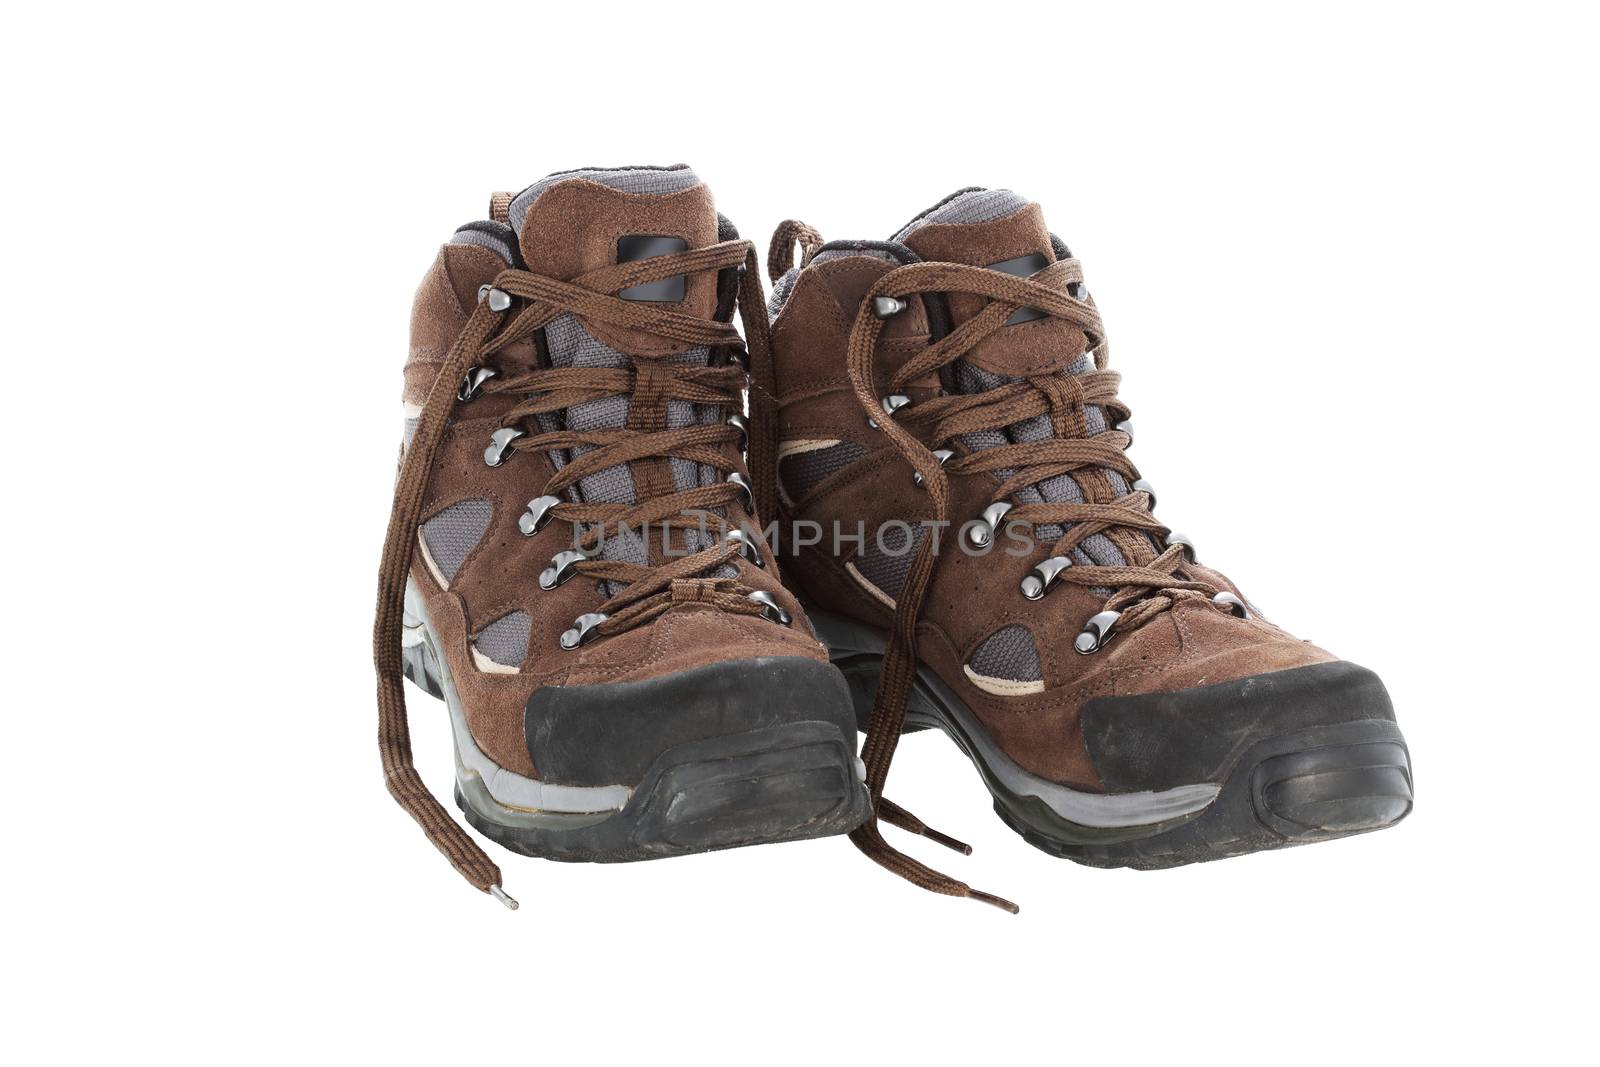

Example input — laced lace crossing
[835,255,1225,911]
[373,239,778,902]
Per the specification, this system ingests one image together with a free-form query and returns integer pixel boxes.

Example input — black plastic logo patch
[617,235,689,302]
[987,252,1049,324]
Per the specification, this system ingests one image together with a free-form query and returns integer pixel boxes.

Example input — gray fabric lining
[508,164,701,233]
[768,266,801,319]
[969,625,1042,682]
[780,441,866,500]
[808,247,897,265]
[473,611,531,668]
[771,247,896,321]
[449,224,518,264]
[893,188,1030,241]
[402,416,419,452]
[421,499,493,583]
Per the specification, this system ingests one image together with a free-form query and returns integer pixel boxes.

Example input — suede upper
[403,173,825,779]
[766,193,1337,790]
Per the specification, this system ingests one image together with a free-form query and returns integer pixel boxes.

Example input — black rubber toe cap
[1080,661,1398,793]
[526,656,858,788]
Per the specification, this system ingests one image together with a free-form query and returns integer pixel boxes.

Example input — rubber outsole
[996,720,1412,869]
[456,720,870,863]
[813,611,1412,870]
[402,594,872,863]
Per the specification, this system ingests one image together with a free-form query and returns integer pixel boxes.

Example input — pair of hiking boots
[375,165,1413,912]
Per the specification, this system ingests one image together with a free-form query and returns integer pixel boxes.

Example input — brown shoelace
[835,256,1224,912]
[766,219,824,281]
[373,240,778,904]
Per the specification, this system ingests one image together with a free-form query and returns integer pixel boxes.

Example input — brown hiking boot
[758,189,1413,909]
[374,165,870,905]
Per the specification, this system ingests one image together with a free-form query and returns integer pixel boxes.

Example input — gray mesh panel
[541,316,723,570]
[509,165,701,232]
[666,347,721,500]
[852,524,927,601]
[421,499,493,582]
[780,442,866,500]
[473,611,531,668]
[543,313,636,510]
[539,314,642,591]
[952,345,1139,568]
[969,625,1042,681]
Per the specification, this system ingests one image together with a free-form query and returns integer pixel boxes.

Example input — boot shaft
[375,167,871,901]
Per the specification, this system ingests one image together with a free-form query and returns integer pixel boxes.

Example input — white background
[5,2,1595,1063]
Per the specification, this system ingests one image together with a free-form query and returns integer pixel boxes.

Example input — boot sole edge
[402,582,872,862]
[810,609,1412,870]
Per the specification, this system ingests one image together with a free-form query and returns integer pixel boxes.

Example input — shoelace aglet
[921,826,974,856]
[489,884,519,911]
[968,888,1020,914]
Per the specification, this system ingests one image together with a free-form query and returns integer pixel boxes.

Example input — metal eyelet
[1115,419,1134,447]
[483,427,525,467]
[965,501,1014,549]
[746,589,791,626]
[517,495,562,537]
[726,527,764,567]
[1165,532,1198,563]
[872,296,907,319]
[1132,478,1156,510]
[912,449,955,487]
[538,548,589,590]
[476,285,512,312]
[1212,591,1250,619]
[1021,555,1073,600]
[726,413,749,452]
[559,613,607,650]
[1074,610,1121,655]
[458,366,497,402]
[867,393,911,430]
[725,471,755,512]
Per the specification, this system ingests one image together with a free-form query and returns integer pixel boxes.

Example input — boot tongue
[506,165,728,572]
[894,188,1089,379]
[897,188,1140,569]
[508,164,721,328]
[895,188,1053,267]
